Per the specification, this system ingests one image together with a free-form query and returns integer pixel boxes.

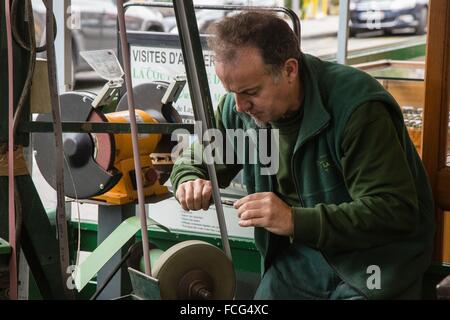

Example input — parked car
[32,0,165,75]
[167,8,230,34]
[349,0,429,36]
[158,0,280,34]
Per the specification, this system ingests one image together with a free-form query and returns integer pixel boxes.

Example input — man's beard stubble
[252,116,268,128]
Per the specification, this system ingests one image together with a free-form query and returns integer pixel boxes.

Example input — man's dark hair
[207,11,301,75]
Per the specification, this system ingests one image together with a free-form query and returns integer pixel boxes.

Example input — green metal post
[0,1,67,299]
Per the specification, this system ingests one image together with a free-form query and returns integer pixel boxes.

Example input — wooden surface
[379,80,425,108]
[421,0,450,262]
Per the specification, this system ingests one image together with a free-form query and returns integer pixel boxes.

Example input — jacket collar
[294,53,331,152]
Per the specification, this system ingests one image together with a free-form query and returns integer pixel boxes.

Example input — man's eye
[245,91,258,96]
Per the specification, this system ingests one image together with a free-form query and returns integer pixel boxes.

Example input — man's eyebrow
[234,86,259,94]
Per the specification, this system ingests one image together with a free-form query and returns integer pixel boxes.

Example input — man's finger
[237,200,261,218]
[239,209,263,222]
[184,182,194,210]
[176,186,188,211]
[239,216,265,228]
[201,183,212,210]
[176,186,185,202]
[234,192,266,209]
[193,180,204,210]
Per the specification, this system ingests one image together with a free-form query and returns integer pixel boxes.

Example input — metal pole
[5,0,18,300]
[292,0,300,17]
[54,0,72,91]
[45,0,74,299]
[116,0,152,277]
[337,0,350,64]
[173,0,232,260]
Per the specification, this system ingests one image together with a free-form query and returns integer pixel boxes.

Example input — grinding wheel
[117,82,183,184]
[33,91,121,199]
[151,240,235,300]
[116,82,182,124]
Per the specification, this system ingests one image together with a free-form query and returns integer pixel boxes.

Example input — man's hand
[234,192,293,236]
[176,179,212,211]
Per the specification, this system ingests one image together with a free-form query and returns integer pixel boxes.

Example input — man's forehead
[216,63,266,92]
[214,49,268,91]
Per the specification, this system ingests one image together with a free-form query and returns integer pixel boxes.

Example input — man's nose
[235,94,251,113]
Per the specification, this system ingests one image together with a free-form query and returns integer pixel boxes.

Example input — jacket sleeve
[169,96,243,197]
[292,101,420,252]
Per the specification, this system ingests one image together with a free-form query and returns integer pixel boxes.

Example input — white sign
[130,45,227,122]
[80,49,124,81]
[147,196,253,240]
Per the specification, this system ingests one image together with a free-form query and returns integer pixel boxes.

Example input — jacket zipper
[291,152,304,207]
[291,126,327,207]
[292,127,367,299]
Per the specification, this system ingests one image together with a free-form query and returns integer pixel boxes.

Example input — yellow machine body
[94,109,168,204]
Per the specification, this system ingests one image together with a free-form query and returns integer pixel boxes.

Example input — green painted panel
[73,216,166,291]
[321,37,427,65]
[0,238,10,255]
[347,43,426,65]
[69,220,261,274]
[1,176,67,299]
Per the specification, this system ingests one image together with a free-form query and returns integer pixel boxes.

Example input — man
[170,11,435,299]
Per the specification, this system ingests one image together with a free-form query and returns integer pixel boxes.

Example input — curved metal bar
[123,2,301,42]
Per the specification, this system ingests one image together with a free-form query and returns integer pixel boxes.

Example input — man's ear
[284,58,299,81]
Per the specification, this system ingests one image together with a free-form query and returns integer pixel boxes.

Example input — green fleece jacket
[170,53,435,299]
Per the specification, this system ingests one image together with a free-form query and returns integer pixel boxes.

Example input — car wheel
[415,7,428,35]
[147,25,164,32]
[349,27,357,37]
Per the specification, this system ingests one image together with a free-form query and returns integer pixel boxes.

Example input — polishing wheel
[151,240,235,300]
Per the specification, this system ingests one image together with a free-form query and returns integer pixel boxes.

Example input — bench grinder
[33,81,183,204]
